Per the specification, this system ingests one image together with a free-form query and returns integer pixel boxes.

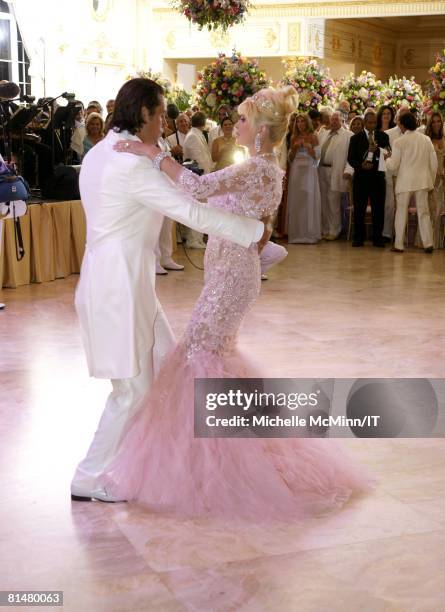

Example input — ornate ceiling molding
[153,0,445,19]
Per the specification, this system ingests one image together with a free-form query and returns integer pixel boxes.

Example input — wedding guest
[211,116,245,171]
[348,110,358,123]
[86,100,103,117]
[377,106,396,241]
[343,116,364,179]
[376,105,396,132]
[275,112,297,236]
[183,111,213,247]
[155,135,185,275]
[82,112,104,157]
[348,111,389,247]
[386,106,410,148]
[208,104,233,148]
[308,109,322,132]
[337,100,350,126]
[166,112,191,161]
[319,107,333,133]
[286,113,321,243]
[383,106,410,240]
[70,102,86,161]
[183,111,214,174]
[425,112,445,248]
[318,111,352,239]
[386,112,437,253]
[104,99,115,133]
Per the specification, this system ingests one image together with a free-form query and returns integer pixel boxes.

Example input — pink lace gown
[103,156,376,521]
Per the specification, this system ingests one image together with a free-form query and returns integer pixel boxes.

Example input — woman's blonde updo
[237,85,299,147]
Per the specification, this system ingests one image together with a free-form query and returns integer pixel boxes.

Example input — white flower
[358,87,368,100]
[206,93,217,107]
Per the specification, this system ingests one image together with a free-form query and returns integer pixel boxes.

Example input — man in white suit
[382,106,410,240]
[71,78,265,502]
[385,112,437,253]
[318,111,352,239]
[182,111,214,248]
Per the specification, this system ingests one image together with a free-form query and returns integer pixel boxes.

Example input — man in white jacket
[383,106,410,240]
[385,112,437,253]
[318,111,352,239]
[182,111,214,248]
[71,78,265,502]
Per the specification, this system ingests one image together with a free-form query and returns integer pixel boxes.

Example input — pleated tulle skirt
[103,343,377,522]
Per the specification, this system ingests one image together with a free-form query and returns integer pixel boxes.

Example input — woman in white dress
[286,113,321,244]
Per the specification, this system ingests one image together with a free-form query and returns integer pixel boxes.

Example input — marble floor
[0,241,444,611]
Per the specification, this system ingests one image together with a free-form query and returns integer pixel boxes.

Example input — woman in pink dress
[103,87,376,521]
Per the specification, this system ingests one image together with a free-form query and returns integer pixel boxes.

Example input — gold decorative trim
[288,23,301,52]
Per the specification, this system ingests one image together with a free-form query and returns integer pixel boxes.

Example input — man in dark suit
[347,111,390,247]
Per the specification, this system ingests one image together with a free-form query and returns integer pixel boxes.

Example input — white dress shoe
[162,259,184,271]
[71,485,126,503]
[0,303,5,310]
[261,274,268,281]
[156,263,168,275]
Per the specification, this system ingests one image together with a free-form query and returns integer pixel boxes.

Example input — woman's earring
[255,132,262,154]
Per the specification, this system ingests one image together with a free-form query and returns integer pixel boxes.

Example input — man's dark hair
[110,78,164,134]
[191,111,206,128]
[399,112,417,131]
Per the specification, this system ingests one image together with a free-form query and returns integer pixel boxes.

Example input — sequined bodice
[178,156,284,358]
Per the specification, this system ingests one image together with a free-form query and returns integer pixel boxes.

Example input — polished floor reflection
[1,242,444,611]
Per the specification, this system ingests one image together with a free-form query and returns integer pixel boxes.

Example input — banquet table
[0,200,86,289]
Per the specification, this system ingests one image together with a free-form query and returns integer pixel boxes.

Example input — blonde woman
[82,112,104,157]
[103,87,375,521]
[286,112,321,243]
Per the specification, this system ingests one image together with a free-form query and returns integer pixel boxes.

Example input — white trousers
[155,216,174,265]
[259,241,288,274]
[394,189,433,251]
[318,167,342,238]
[71,304,176,493]
[383,173,395,238]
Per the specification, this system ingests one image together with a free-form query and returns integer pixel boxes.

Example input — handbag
[0,163,30,261]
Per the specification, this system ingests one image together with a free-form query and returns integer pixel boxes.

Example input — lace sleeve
[177,158,284,217]
[177,161,251,201]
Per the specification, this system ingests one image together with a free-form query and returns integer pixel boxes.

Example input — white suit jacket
[385,125,403,150]
[318,127,352,192]
[76,129,262,379]
[385,130,437,194]
[183,127,214,174]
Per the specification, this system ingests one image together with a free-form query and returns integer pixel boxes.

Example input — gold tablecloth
[0,200,86,289]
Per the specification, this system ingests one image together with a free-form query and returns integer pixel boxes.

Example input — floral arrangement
[424,50,445,116]
[129,69,173,96]
[383,76,424,113]
[194,52,270,119]
[337,71,385,113]
[172,0,249,32]
[169,85,193,111]
[279,58,336,111]
[127,70,192,110]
